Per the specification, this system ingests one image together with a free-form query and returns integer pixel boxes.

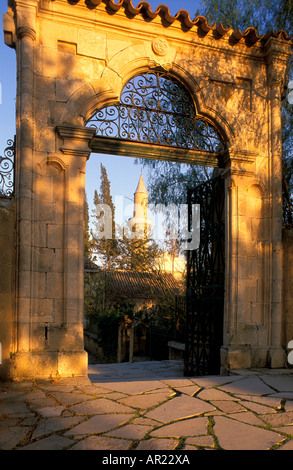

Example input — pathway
[0,360,293,450]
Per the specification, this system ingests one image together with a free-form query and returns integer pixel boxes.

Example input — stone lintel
[56,125,96,159]
[222,150,257,178]
[90,136,221,166]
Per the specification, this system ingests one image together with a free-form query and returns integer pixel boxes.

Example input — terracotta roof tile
[72,0,292,46]
[95,269,183,299]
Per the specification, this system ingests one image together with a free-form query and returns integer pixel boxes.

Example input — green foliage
[91,163,120,269]
[196,0,293,225]
[195,0,273,32]
[84,273,108,325]
[135,1,293,223]
[84,197,91,259]
[116,224,163,272]
[135,159,213,207]
[96,303,134,360]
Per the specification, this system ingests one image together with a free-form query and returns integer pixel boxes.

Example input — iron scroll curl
[86,71,225,155]
[0,138,15,197]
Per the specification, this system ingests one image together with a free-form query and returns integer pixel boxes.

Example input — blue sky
[0,0,201,229]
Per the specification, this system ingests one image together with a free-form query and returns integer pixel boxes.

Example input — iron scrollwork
[0,138,15,197]
[185,176,225,376]
[86,72,225,154]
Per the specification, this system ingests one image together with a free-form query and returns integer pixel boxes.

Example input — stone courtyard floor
[0,360,293,452]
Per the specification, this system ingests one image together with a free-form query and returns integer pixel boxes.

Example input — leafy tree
[90,163,163,271]
[194,0,267,31]
[91,163,120,269]
[135,159,213,206]
[84,196,91,259]
[116,223,163,272]
[136,1,292,225]
[196,0,293,226]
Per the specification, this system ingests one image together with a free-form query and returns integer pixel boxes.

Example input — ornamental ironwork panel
[184,176,225,376]
[0,138,15,197]
[86,71,225,153]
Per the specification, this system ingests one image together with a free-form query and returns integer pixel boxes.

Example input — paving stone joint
[0,361,293,451]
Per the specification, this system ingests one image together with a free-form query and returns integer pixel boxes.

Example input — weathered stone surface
[277,440,293,450]
[136,438,179,450]
[196,388,235,401]
[0,401,31,416]
[106,423,153,440]
[21,435,75,450]
[0,427,29,450]
[1,369,293,450]
[64,414,135,436]
[213,416,284,450]
[185,435,215,447]
[218,378,276,396]
[69,398,134,415]
[48,392,93,405]
[96,380,164,395]
[32,416,83,439]
[227,411,266,426]
[259,411,293,427]
[210,400,245,413]
[70,436,131,450]
[262,376,293,392]
[145,395,215,422]
[150,417,208,438]
[35,405,66,418]
[119,391,171,410]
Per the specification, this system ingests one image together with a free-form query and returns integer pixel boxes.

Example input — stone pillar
[265,38,291,367]
[220,151,267,371]
[55,124,96,332]
[13,3,37,359]
[13,121,94,378]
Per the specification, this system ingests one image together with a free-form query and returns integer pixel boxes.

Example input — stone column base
[268,347,287,368]
[220,345,286,373]
[9,350,88,380]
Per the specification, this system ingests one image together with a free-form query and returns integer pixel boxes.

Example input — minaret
[128,173,152,240]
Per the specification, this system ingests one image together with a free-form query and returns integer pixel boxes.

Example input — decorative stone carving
[152,37,169,56]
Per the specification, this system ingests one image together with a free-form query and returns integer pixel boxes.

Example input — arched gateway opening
[2,0,292,380]
[84,69,227,376]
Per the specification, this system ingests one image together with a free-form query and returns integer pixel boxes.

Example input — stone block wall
[282,229,293,355]
[0,197,15,380]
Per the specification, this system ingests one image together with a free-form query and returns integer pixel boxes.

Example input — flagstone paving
[0,360,293,450]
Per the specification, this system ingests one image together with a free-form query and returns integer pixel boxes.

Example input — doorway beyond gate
[84,70,227,375]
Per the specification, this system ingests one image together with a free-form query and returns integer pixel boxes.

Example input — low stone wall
[283,229,293,355]
[0,197,15,380]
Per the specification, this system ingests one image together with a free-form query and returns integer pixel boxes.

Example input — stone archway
[1,0,292,379]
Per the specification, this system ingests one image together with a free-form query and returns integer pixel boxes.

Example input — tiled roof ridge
[74,0,291,45]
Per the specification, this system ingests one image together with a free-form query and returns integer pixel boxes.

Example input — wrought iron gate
[184,176,225,376]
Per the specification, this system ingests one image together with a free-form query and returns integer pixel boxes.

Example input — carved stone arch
[169,63,235,148]
[83,66,232,166]
[247,180,266,199]
[38,156,69,175]
[61,53,234,160]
